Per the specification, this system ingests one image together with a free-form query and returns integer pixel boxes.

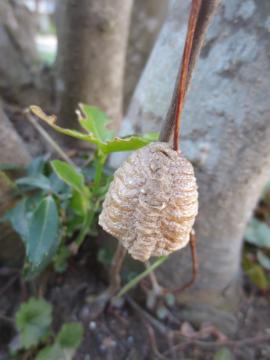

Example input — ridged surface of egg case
[99,142,198,262]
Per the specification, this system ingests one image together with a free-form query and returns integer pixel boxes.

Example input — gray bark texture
[111,0,270,328]
[0,102,31,165]
[0,102,30,266]
[56,0,134,131]
[0,1,51,107]
[124,0,169,109]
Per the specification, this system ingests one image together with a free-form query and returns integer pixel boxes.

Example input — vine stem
[24,110,75,166]
[108,243,127,295]
[116,256,168,298]
[173,0,202,151]
[159,0,220,146]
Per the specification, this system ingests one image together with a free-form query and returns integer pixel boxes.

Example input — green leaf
[78,103,114,142]
[36,344,64,360]
[70,190,88,216]
[97,247,114,266]
[30,106,158,155]
[56,323,84,349]
[53,246,71,273]
[245,218,270,249]
[27,156,47,176]
[3,199,29,242]
[245,263,268,290]
[257,250,270,270]
[25,195,59,277]
[37,323,84,360]
[213,347,233,360]
[16,175,51,191]
[30,105,100,146]
[15,298,52,349]
[104,132,159,154]
[51,160,86,195]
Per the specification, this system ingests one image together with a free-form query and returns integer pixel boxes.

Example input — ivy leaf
[25,195,59,278]
[51,160,86,196]
[15,298,52,349]
[78,103,114,142]
[245,218,270,249]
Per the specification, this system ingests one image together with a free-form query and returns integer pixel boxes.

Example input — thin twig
[144,321,170,360]
[116,256,168,299]
[24,110,75,165]
[108,243,127,296]
[173,0,202,151]
[0,274,18,297]
[128,297,270,356]
[169,229,198,294]
[163,333,270,356]
[160,0,220,144]
[0,313,15,324]
[126,296,169,335]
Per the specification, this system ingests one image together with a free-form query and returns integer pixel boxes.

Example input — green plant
[13,297,83,360]
[2,104,158,279]
[243,184,270,290]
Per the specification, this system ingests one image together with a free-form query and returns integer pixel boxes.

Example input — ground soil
[0,247,269,360]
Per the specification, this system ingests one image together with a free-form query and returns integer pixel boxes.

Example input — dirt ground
[0,248,269,360]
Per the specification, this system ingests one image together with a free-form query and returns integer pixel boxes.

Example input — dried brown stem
[160,0,220,145]
[108,243,127,296]
[169,229,198,294]
[173,0,202,151]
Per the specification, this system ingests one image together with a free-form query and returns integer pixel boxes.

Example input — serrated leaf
[15,298,52,349]
[257,250,270,270]
[104,132,159,154]
[78,103,114,142]
[16,175,51,191]
[213,347,233,360]
[56,323,84,349]
[51,160,86,195]
[245,218,270,249]
[25,196,59,277]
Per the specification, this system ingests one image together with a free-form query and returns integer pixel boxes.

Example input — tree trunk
[0,102,31,266]
[56,0,134,132]
[111,0,270,331]
[0,1,52,108]
[124,0,169,109]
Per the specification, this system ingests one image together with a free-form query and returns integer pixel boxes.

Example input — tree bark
[124,0,169,109]
[111,0,270,330]
[0,102,31,266]
[0,1,52,107]
[56,0,134,132]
